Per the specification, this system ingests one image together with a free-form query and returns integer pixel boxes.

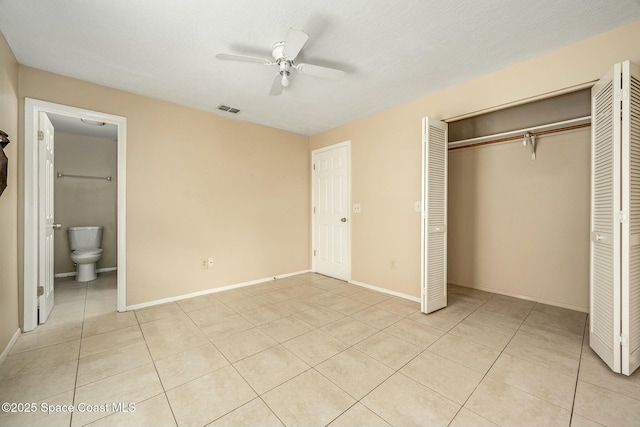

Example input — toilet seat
[70,248,103,264]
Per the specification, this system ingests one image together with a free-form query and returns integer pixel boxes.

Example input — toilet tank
[68,226,103,250]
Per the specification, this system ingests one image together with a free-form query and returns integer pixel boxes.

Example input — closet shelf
[448,116,591,151]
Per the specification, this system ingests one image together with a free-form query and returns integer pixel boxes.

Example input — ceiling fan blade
[269,74,283,96]
[216,53,273,65]
[295,63,344,80]
[283,28,308,60]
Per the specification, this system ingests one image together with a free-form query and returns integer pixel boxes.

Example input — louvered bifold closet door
[622,60,640,375]
[421,118,448,314]
[590,64,622,373]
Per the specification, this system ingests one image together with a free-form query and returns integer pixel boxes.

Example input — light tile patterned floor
[1,272,639,426]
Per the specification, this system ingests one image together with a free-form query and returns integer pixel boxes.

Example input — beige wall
[19,67,310,306]
[310,20,640,309]
[10,19,640,321]
[54,132,118,274]
[0,31,20,353]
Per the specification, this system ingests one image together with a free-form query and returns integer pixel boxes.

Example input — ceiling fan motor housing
[273,41,292,81]
[272,41,286,62]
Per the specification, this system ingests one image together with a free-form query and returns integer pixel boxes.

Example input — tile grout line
[444,294,535,427]
[49,275,592,427]
[9,277,454,425]
[214,280,352,425]
[228,283,323,425]
[75,275,154,427]
[197,296,291,427]
[381,292,503,426]
[264,282,484,424]
[191,277,393,425]
[448,299,592,425]
[316,291,494,426]
[102,276,347,425]
[568,314,588,426]
[135,308,181,427]
[470,306,588,417]
[68,280,88,427]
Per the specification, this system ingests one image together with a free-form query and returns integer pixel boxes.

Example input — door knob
[52,223,62,229]
[341,218,347,222]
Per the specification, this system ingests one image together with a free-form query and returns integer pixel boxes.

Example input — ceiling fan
[216,27,345,96]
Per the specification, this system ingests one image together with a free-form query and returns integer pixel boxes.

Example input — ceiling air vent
[218,105,240,114]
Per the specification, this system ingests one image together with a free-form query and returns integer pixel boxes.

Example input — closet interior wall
[447,89,592,311]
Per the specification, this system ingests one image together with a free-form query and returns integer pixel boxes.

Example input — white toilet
[68,226,103,282]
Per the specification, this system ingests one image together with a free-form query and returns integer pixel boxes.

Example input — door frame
[311,141,352,281]
[23,98,128,331]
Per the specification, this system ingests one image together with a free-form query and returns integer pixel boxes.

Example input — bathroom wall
[53,132,118,274]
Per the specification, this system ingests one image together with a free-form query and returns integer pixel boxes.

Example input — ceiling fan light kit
[216,27,344,96]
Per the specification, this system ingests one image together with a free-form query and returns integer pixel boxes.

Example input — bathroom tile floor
[1,272,639,426]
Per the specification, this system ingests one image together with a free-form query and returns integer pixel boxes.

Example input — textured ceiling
[1,0,639,136]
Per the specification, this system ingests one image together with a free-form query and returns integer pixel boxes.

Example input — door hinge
[618,335,629,346]
[37,286,44,297]
[313,250,316,256]
[313,206,316,214]
[313,163,316,170]
[622,88,630,100]
[614,87,629,112]
[38,130,44,141]
[617,211,629,223]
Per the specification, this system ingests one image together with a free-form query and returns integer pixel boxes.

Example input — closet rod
[448,116,591,151]
[57,172,112,181]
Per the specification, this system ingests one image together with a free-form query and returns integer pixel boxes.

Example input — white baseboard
[55,267,118,278]
[346,279,587,312]
[126,269,312,311]
[0,328,21,364]
[349,279,420,303]
[449,281,589,313]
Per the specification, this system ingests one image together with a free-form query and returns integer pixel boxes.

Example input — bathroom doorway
[23,98,127,331]
[49,114,117,282]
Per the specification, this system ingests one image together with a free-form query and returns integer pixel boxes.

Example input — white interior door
[312,143,350,281]
[38,112,55,323]
[421,117,448,314]
[621,60,640,375]
[590,64,622,372]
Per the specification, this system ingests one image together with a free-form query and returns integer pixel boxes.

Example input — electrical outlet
[207,257,214,268]
[390,258,397,270]
[353,203,362,214]
[200,258,208,269]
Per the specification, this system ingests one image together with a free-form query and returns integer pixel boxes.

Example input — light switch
[353,204,362,214]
